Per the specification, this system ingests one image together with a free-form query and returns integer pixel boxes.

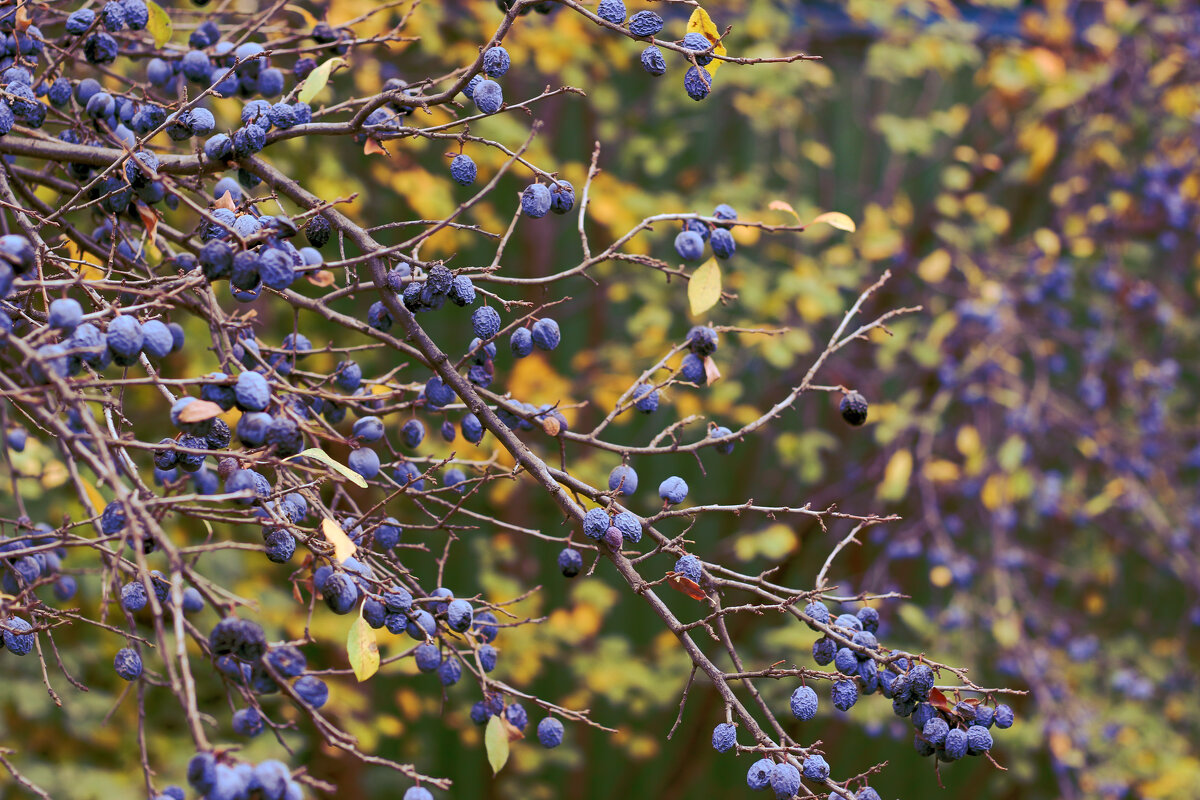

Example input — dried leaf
[928,687,954,714]
[811,211,857,233]
[15,6,30,31]
[321,517,357,563]
[176,399,223,423]
[768,200,802,223]
[702,355,722,385]
[347,614,380,681]
[686,7,728,76]
[688,258,722,316]
[288,448,369,489]
[307,270,335,287]
[213,191,237,212]
[135,201,159,242]
[501,716,525,741]
[298,57,345,104]
[145,1,173,47]
[666,572,708,601]
[363,137,389,157]
[485,715,510,774]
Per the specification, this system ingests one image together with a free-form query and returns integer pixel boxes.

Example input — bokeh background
[4,1,1197,798]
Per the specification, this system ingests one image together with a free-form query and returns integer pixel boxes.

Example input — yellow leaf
[877,449,912,502]
[346,614,380,682]
[917,249,952,283]
[285,3,319,28]
[288,447,368,488]
[686,7,728,76]
[81,476,107,514]
[145,1,172,47]
[688,258,721,316]
[768,200,801,223]
[321,518,357,563]
[298,57,345,104]
[485,715,510,774]
[810,211,857,233]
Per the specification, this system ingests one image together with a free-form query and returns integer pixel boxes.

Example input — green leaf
[145,1,172,47]
[346,614,380,682]
[298,57,345,104]
[688,258,722,316]
[485,715,510,775]
[288,448,368,488]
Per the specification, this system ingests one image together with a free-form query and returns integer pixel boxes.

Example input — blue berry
[710,228,735,258]
[674,230,705,261]
[437,656,461,685]
[943,728,968,760]
[348,448,380,479]
[711,722,737,753]
[834,647,858,675]
[401,419,425,448]
[714,203,738,220]
[628,10,663,37]
[531,318,560,350]
[812,637,836,665]
[684,66,712,101]
[472,306,501,340]
[446,599,473,632]
[790,685,818,720]
[993,703,1014,729]
[834,613,863,632]
[521,184,552,218]
[923,717,949,747]
[293,675,328,708]
[550,181,575,214]
[334,360,362,391]
[320,572,359,615]
[106,315,144,360]
[659,476,688,505]
[65,9,95,34]
[510,327,533,357]
[352,416,384,442]
[856,606,879,632]
[121,581,148,612]
[231,707,263,737]
[608,464,638,496]
[633,383,659,413]
[613,511,642,543]
[674,554,702,583]
[537,717,564,748]
[680,353,706,384]
[114,647,142,680]
[681,32,715,65]
[597,0,626,24]
[558,547,583,577]
[472,79,503,114]
[768,763,801,799]
[505,702,529,731]
[461,413,484,443]
[404,788,433,800]
[831,679,858,711]
[840,391,868,426]
[482,46,510,77]
[747,758,774,790]
[234,371,271,411]
[966,724,993,755]
[640,46,667,76]
[801,754,829,781]
[450,154,476,186]
[582,508,609,539]
[48,298,83,334]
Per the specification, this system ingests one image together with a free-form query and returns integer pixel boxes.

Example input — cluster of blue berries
[675,204,739,261]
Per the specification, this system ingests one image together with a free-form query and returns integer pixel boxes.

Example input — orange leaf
[363,137,389,157]
[321,517,357,562]
[177,399,223,423]
[666,572,708,601]
[702,355,721,385]
[307,270,335,287]
[928,687,954,714]
[213,192,237,212]
[768,200,801,223]
[135,201,159,242]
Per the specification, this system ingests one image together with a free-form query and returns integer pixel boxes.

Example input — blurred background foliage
[5,0,1199,798]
